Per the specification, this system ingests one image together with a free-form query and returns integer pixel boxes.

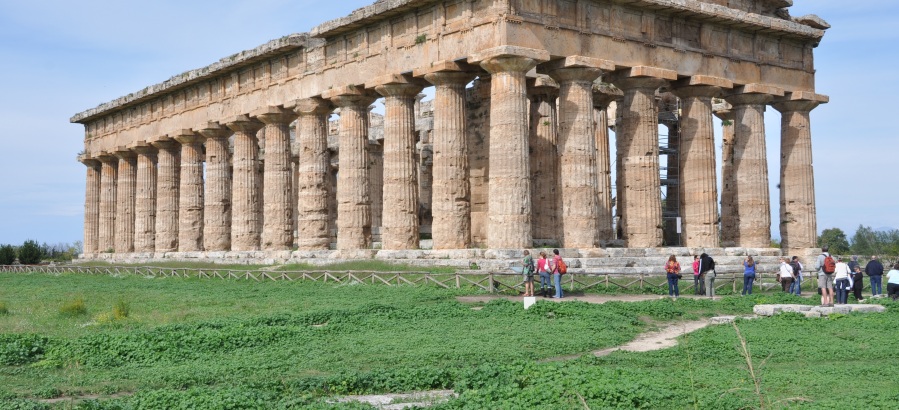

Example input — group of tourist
[814,247,899,305]
[521,249,566,298]
[664,253,717,300]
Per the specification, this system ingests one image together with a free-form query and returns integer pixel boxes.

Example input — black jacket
[865,260,884,276]
[699,254,715,274]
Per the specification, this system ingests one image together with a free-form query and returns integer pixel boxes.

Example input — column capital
[113,146,137,160]
[422,70,477,87]
[713,108,735,121]
[197,121,232,140]
[287,97,333,116]
[78,154,100,167]
[225,114,264,134]
[252,106,297,125]
[608,66,676,91]
[413,59,478,78]
[170,129,203,145]
[771,91,829,113]
[95,151,117,164]
[671,85,724,99]
[150,137,180,151]
[724,83,785,106]
[592,82,623,109]
[323,85,378,108]
[368,74,427,97]
[528,75,559,100]
[469,46,549,75]
[538,55,613,83]
[131,141,156,156]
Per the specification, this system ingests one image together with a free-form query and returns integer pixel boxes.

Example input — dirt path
[593,320,713,356]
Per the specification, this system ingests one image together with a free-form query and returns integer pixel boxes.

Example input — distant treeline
[0,240,82,265]
[818,225,899,258]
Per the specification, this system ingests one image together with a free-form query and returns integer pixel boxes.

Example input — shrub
[0,301,7,315]
[59,297,87,317]
[113,299,130,320]
[18,240,43,265]
[0,244,15,265]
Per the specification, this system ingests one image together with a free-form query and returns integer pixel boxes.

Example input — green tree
[850,225,878,256]
[818,228,849,255]
[0,245,15,265]
[17,240,43,265]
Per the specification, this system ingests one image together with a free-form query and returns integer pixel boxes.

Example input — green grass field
[0,271,897,409]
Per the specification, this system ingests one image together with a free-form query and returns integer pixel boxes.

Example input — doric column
[672,77,732,247]
[609,67,676,248]
[713,104,737,247]
[371,75,426,250]
[96,152,117,253]
[151,138,180,252]
[79,156,101,255]
[254,107,297,250]
[132,142,157,253]
[527,76,560,245]
[724,84,785,248]
[541,56,613,248]
[199,122,233,252]
[470,46,550,249]
[226,116,263,251]
[420,63,476,249]
[592,83,623,243]
[289,97,333,250]
[323,86,378,250]
[173,131,204,252]
[773,92,828,254]
[112,147,137,253]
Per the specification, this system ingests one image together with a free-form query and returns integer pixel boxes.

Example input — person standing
[742,256,757,296]
[866,255,885,298]
[851,265,865,302]
[665,255,681,300]
[522,250,535,297]
[815,247,835,307]
[692,255,703,295]
[536,251,552,297]
[551,249,564,299]
[778,257,795,293]
[789,256,804,296]
[833,256,854,305]
[699,253,716,299]
[886,262,899,301]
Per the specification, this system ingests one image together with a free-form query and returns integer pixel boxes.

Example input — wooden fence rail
[0,264,801,294]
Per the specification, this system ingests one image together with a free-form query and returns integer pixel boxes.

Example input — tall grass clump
[113,298,130,320]
[59,297,87,317]
[0,301,8,315]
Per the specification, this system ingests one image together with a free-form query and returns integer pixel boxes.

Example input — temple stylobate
[73,0,829,262]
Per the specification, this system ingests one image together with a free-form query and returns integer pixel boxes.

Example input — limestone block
[849,305,886,314]
[803,311,822,318]
[753,305,776,316]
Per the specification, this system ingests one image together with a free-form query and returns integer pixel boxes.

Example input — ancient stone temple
[73,0,829,263]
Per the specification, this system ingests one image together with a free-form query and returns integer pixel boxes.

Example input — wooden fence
[0,264,800,294]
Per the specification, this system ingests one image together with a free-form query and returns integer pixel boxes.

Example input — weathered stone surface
[79,157,101,255]
[151,139,180,252]
[226,116,264,251]
[96,153,118,253]
[199,123,233,252]
[174,132,205,252]
[292,98,333,250]
[528,76,559,245]
[132,143,157,253]
[255,107,297,250]
[113,148,137,253]
[592,83,619,243]
[714,106,737,247]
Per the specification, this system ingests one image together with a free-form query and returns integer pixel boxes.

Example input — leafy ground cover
[0,271,896,409]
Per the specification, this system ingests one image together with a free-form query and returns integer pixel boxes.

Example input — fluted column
[199,123,233,251]
[592,83,622,243]
[713,106,737,247]
[112,147,137,253]
[422,65,476,249]
[725,84,784,248]
[254,107,297,250]
[610,67,675,247]
[527,76,559,245]
[673,79,730,247]
[471,46,549,249]
[79,156,101,255]
[173,131,204,252]
[291,98,333,250]
[152,139,180,252]
[773,92,828,253]
[324,86,378,250]
[132,142,157,253]
[226,116,263,251]
[96,153,117,253]
[373,76,425,250]
[543,57,611,248]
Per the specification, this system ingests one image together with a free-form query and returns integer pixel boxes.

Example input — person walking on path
[833,256,854,305]
[692,255,704,295]
[699,253,716,299]
[789,256,804,296]
[886,262,899,301]
[522,250,535,297]
[665,255,681,300]
[815,247,835,307]
[742,256,757,296]
[536,251,552,297]
[866,255,885,298]
[550,249,564,299]
[778,257,795,293]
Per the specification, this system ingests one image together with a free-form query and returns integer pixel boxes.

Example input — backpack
[557,259,568,275]
[822,254,836,274]
[524,257,535,275]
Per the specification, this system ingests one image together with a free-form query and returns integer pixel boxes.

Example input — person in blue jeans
[664,255,681,300]
[742,256,757,295]
[866,255,885,297]
[789,256,803,295]
[551,249,564,298]
[536,251,552,297]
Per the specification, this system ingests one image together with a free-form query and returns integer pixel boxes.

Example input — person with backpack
[692,255,704,295]
[833,256,854,305]
[789,256,804,296]
[865,255,885,298]
[742,256,757,296]
[664,255,681,300]
[778,257,795,293]
[699,253,716,299]
[550,249,566,299]
[522,250,536,297]
[815,247,835,307]
[536,251,552,297]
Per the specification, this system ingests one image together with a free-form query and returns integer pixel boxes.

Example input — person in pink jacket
[692,255,703,295]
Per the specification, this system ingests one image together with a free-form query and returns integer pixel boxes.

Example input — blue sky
[0,0,895,246]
